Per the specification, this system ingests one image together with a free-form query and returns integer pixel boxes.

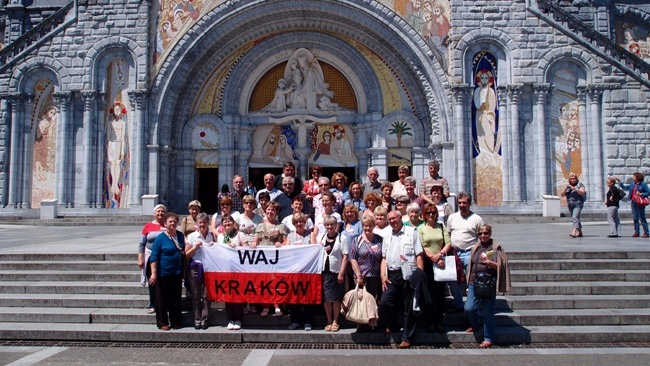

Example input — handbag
[474,271,496,299]
[341,285,378,326]
[433,255,457,282]
[632,189,650,207]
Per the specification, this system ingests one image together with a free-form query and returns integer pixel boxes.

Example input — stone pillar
[238,125,253,180]
[451,85,469,192]
[587,85,604,202]
[147,144,160,195]
[533,83,550,202]
[497,86,509,203]
[81,91,97,207]
[128,89,148,206]
[53,91,72,207]
[219,150,235,189]
[95,92,107,207]
[577,86,589,188]
[21,93,34,208]
[507,84,523,202]
[6,93,24,208]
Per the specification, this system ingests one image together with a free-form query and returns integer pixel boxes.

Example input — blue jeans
[631,202,649,235]
[568,202,583,229]
[465,283,496,342]
[449,248,471,309]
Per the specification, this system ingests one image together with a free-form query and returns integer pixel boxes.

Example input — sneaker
[288,322,302,330]
[607,234,619,238]
[227,321,235,330]
[233,321,241,330]
[304,323,312,331]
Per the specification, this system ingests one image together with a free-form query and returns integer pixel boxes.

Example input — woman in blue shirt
[619,172,650,237]
[150,212,186,330]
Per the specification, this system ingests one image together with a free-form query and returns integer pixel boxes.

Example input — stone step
[511,269,650,282]
[508,259,650,271]
[0,294,149,308]
[509,281,650,296]
[0,281,147,295]
[0,322,649,344]
[0,270,140,282]
[0,253,133,261]
[508,308,650,326]
[505,294,650,310]
[0,261,136,271]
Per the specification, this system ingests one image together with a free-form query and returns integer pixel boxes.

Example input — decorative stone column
[147,144,160,196]
[95,92,107,207]
[507,84,523,203]
[81,90,97,207]
[577,86,589,188]
[587,85,604,202]
[128,89,148,206]
[533,83,551,202]
[53,91,72,207]
[6,93,24,208]
[497,86,509,203]
[451,85,469,193]
[21,93,34,208]
[238,124,253,180]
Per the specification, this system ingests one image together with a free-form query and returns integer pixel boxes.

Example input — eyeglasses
[283,183,294,186]
[425,212,437,216]
[221,204,232,207]
[478,232,491,236]
[397,201,408,204]
[244,202,255,205]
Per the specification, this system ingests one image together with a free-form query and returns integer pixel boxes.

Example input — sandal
[274,307,283,317]
[331,323,340,332]
[479,340,493,348]
[147,308,155,314]
[324,324,332,332]
[260,308,269,317]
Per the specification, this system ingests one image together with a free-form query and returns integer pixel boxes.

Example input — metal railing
[0,1,76,72]
[532,0,650,88]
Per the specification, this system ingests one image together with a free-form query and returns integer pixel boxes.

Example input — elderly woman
[417,203,451,333]
[373,206,391,238]
[431,185,453,225]
[253,201,288,317]
[391,165,410,199]
[311,192,342,242]
[138,204,166,314]
[561,172,586,237]
[149,212,186,330]
[404,202,423,228]
[181,200,201,237]
[217,214,247,330]
[211,196,239,236]
[287,212,316,331]
[380,181,396,212]
[465,224,511,348]
[331,172,351,210]
[363,192,382,218]
[346,181,367,212]
[342,204,363,247]
[236,195,263,243]
[315,215,347,332]
[619,172,650,238]
[303,165,322,204]
[185,213,215,330]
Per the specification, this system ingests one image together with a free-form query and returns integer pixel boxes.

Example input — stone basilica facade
[0,0,648,215]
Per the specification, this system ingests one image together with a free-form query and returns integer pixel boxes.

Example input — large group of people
[139,161,646,347]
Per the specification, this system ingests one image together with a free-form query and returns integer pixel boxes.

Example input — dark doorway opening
[196,168,219,215]
[248,167,283,191]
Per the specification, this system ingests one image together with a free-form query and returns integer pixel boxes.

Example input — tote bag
[433,255,457,282]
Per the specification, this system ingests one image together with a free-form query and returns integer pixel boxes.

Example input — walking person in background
[619,172,650,238]
[605,177,626,238]
[561,172,586,238]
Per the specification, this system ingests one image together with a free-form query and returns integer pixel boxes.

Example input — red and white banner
[200,244,324,304]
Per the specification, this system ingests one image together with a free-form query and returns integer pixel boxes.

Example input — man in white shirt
[378,210,424,349]
[256,173,281,207]
[446,191,484,311]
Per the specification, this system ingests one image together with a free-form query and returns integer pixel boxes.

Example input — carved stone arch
[375,111,426,148]
[538,46,602,84]
[84,36,147,90]
[222,32,377,116]
[180,113,231,150]
[149,0,451,153]
[9,56,66,92]
[454,28,520,85]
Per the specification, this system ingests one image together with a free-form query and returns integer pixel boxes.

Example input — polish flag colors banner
[201,244,324,304]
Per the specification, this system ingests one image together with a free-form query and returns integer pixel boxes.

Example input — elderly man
[229,175,247,214]
[274,176,312,221]
[274,161,303,192]
[378,210,425,349]
[256,173,282,206]
[446,191,484,312]
[362,167,382,196]
[419,161,450,204]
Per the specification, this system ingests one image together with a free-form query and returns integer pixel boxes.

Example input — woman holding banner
[287,212,315,331]
[253,201,288,317]
[217,214,247,330]
[316,215,346,332]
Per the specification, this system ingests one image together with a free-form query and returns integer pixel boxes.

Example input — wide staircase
[1,250,649,345]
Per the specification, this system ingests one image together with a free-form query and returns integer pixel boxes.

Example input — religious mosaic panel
[550,69,582,206]
[308,124,357,167]
[192,122,220,168]
[615,19,650,63]
[471,51,502,206]
[103,58,131,208]
[250,125,298,167]
[30,79,58,208]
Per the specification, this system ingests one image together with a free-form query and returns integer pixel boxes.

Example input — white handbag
[433,255,457,282]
